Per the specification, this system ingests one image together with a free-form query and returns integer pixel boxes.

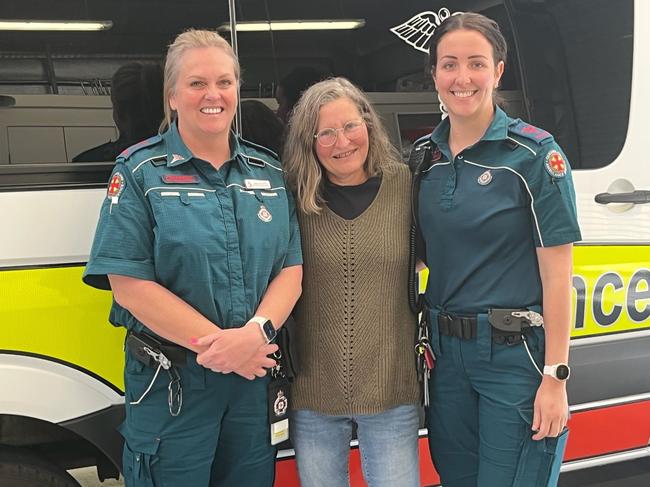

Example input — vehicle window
[0,0,633,190]
[506,0,633,169]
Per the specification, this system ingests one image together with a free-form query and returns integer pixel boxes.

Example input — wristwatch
[249,316,277,344]
[543,363,571,381]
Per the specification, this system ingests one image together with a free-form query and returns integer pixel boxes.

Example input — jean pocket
[121,427,162,487]
[512,409,569,487]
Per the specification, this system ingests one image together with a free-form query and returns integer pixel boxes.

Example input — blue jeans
[290,405,421,487]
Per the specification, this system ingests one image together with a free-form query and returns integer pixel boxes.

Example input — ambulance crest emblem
[544,150,567,178]
[258,205,272,222]
[107,172,125,201]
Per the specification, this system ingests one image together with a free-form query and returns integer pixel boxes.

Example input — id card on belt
[268,376,291,445]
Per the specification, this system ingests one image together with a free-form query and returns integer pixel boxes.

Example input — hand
[194,322,277,374]
[232,345,278,380]
[532,376,569,440]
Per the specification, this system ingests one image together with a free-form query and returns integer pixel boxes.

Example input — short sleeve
[283,187,303,268]
[82,163,157,289]
[528,144,582,247]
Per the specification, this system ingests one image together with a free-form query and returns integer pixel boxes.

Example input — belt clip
[511,310,544,327]
[143,346,172,370]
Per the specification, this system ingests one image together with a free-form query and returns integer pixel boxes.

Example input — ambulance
[1,0,649,485]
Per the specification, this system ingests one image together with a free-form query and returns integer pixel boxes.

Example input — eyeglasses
[314,119,365,147]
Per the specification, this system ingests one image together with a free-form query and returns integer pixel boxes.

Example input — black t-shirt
[324,176,381,220]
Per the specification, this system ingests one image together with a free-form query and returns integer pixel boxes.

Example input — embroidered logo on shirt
[258,205,272,222]
[544,150,567,178]
[107,172,125,202]
[477,170,493,186]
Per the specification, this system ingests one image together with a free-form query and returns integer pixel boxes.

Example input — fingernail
[190,337,197,345]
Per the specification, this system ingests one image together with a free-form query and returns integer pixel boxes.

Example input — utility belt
[125,330,186,417]
[437,307,544,344]
[414,306,543,406]
[126,330,187,368]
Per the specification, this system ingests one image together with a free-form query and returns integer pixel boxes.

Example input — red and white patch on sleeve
[107,172,126,200]
[544,150,567,178]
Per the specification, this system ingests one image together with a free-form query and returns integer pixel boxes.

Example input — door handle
[595,190,650,205]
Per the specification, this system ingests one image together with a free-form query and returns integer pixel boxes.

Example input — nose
[335,129,351,147]
[205,84,220,99]
[457,66,472,85]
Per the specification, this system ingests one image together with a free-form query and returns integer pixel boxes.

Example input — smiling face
[169,46,237,145]
[433,29,504,123]
[314,97,370,186]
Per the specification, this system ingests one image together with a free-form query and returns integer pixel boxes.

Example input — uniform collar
[162,121,248,169]
[430,105,510,148]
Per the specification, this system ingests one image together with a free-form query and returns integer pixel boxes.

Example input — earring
[438,92,449,120]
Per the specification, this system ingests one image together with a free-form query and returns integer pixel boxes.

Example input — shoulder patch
[544,150,567,178]
[107,172,125,200]
[117,134,163,161]
[509,119,553,145]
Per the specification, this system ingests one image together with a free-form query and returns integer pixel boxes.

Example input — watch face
[263,320,277,341]
[556,364,570,380]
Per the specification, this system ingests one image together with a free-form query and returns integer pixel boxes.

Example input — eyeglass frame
[313,118,366,147]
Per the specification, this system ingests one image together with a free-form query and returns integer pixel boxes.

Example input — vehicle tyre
[0,446,81,487]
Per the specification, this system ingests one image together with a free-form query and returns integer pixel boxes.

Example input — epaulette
[412,134,432,151]
[508,119,553,145]
[239,137,280,161]
[116,134,163,161]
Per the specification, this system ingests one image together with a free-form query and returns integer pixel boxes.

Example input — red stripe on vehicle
[565,399,650,461]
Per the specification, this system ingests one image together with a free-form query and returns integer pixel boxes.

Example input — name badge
[268,376,291,445]
[244,179,271,190]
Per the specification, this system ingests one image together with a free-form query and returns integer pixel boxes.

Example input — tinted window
[0,0,633,189]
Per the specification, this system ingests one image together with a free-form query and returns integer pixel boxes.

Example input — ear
[169,90,177,112]
[494,60,505,87]
[431,68,438,89]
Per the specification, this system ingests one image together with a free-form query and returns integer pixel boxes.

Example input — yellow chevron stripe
[0,266,125,391]
[418,246,650,338]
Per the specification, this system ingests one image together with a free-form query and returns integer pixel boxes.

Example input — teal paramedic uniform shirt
[418,106,581,314]
[83,122,302,331]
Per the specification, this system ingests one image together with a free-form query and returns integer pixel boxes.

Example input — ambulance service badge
[544,150,567,178]
[258,205,272,222]
[477,170,492,186]
[274,390,288,417]
[107,172,125,202]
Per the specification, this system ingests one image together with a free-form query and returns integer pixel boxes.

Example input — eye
[471,61,487,69]
[442,62,456,70]
[344,120,364,136]
[218,78,234,88]
[190,80,205,88]
[315,128,337,146]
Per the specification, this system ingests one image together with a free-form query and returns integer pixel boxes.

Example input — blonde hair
[160,29,240,132]
[283,77,401,215]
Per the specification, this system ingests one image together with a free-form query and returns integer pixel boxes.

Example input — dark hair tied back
[427,12,507,71]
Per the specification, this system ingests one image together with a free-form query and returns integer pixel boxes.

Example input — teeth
[334,150,355,158]
[201,107,224,114]
[453,91,476,98]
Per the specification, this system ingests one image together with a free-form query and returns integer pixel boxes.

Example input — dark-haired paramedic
[415,12,581,487]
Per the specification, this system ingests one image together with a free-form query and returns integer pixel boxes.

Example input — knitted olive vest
[292,164,420,415]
